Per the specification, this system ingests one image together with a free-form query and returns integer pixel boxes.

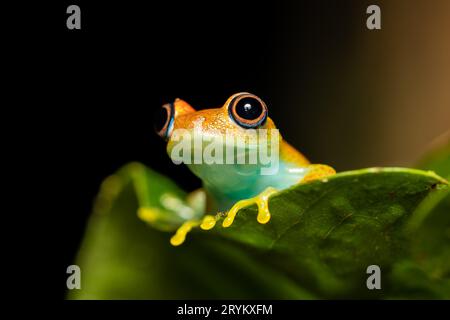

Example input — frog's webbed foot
[302,164,336,183]
[170,187,279,245]
[222,187,279,228]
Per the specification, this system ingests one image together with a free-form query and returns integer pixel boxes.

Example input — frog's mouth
[165,127,280,179]
[167,128,277,153]
[167,137,265,164]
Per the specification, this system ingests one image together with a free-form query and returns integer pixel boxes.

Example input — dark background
[26,1,449,298]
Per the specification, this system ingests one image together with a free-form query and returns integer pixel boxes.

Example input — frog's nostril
[154,103,174,140]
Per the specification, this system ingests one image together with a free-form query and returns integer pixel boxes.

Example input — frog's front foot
[222,187,278,228]
[169,186,278,246]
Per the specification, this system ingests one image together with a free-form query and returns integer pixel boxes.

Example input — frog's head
[155,92,277,144]
[154,93,280,188]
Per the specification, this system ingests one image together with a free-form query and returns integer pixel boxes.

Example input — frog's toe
[200,214,217,230]
[170,214,218,246]
[170,220,200,246]
[223,187,278,228]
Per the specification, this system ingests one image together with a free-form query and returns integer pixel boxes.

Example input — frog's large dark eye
[228,93,268,128]
[154,103,174,140]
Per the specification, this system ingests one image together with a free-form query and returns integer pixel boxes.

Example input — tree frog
[140,93,335,245]
[146,92,336,245]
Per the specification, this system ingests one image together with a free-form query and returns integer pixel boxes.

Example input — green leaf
[208,168,447,298]
[68,166,446,299]
[69,167,314,299]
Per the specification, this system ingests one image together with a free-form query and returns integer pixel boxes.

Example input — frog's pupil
[154,106,169,133]
[235,97,263,120]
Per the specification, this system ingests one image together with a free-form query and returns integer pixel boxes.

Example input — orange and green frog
[102,93,335,246]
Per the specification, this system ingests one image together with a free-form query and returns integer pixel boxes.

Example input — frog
[96,93,335,246]
[146,92,335,246]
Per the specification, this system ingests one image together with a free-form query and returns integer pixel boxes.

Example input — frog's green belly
[187,161,309,211]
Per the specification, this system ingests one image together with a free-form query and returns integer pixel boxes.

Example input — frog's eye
[154,103,174,140]
[229,93,268,128]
